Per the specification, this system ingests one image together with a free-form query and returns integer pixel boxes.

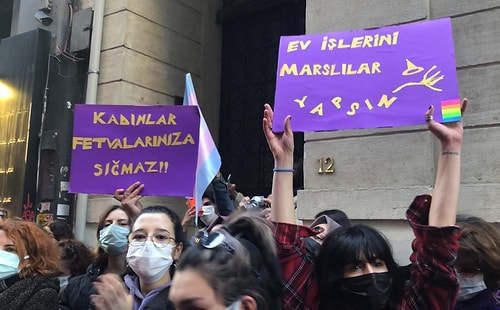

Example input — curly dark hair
[57,239,94,277]
[47,220,74,241]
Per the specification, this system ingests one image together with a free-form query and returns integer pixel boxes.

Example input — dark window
[218,0,305,196]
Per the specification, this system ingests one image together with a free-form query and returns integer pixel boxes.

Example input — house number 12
[318,157,335,174]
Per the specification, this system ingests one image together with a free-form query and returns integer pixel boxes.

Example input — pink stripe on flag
[183,73,222,224]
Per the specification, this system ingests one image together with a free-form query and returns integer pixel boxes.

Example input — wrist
[274,158,293,169]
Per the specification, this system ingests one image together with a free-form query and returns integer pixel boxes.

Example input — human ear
[173,242,183,260]
[240,295,257,310]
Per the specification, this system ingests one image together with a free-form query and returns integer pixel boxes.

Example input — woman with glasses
[91,205,183,310]
[264,99,467,309]
[169,210,283,310]
[454,216,500,309]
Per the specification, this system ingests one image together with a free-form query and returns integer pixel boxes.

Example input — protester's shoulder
[30,278,60,301]
[145,285,175,310]
[7,277,60,310]
[12,275,59,292]
[489,287,500,307]
[64,263,101,291]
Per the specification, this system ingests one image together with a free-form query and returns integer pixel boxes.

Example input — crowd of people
[1,99,500,309]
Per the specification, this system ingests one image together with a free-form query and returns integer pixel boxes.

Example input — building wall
[300,0,500,264]
[83,0,223,245]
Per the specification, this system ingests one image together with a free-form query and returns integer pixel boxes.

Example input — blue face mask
[0,250,20,280]
[99,224,130,256]
[457,272,487,301]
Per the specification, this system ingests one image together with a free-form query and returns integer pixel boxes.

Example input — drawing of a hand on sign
[392,59,445,93]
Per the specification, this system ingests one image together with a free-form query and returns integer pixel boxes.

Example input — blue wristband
[273,167,294,173]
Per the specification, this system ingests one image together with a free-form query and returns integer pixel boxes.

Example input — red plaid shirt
[273,194,460,310]
[272,221,319,310]
[401,194,460,309]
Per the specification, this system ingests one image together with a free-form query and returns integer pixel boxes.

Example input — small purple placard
[273,18,460,132]
[69,104,200,196]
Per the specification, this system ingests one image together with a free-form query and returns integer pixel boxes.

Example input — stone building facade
[2,1,498,263]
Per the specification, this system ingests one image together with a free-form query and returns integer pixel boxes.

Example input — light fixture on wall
[34,10,53,26]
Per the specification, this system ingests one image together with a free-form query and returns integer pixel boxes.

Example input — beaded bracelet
[273,167,295,172]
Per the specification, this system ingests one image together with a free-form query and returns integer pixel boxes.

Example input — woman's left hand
[91,274,133,310]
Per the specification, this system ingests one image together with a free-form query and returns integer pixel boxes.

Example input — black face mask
[303,237,321,257]
[340,272,392,310]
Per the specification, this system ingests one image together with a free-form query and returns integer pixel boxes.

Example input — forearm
[271,156,295,223]
[212,176,235,216]
[429,142,462,227]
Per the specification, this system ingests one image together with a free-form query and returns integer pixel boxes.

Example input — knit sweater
[0,275,59,310]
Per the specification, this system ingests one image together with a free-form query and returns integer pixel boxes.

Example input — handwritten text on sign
[273,18,460,132]
[69,104,200,196]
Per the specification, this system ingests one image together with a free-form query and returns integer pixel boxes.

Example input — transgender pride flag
[183,73,221,223]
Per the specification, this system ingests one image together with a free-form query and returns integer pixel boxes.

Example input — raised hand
[425,98,467,148]
[262,103,294,163]
[263,104,295,223]
[427,98,468,227]
[113,181,144,218]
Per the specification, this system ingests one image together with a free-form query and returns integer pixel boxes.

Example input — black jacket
[59,263,102,310]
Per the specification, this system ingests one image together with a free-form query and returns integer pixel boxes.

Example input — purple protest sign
[273,18,460,132]
[69,104,200,196]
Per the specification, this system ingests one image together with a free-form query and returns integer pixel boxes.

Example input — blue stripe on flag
[183,73,222,225]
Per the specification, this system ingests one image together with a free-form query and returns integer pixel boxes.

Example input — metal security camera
[34,10,53,26]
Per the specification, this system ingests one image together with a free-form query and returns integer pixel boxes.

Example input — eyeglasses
[190,230,235,253]
[456,266,481,278]
[128,232,176,248]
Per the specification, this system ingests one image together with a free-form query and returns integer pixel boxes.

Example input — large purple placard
[273,18,460,132]
[69,104,200,196]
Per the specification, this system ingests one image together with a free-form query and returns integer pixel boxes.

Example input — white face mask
[201,205,218,226]
[126,241,174,283]
[0,250,20,280]
[457,272,487,301]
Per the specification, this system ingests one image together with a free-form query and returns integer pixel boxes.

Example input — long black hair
[316,224,404,310]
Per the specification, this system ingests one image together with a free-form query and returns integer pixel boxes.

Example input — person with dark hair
[59,205,132,309]
[197,171,236,227]
[169,210,283,310]
[314,209,351,228]
[454,216,500,309]
[301,209,349,263]
[56,238,94,292]
[44,220,74,241]
[91,205,184,310]
[0,219,61,309]
[263,98,467,309]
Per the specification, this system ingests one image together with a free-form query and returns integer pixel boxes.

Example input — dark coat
[59,263,102,310]
[455,288,500,310]
[0,276,59,310]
